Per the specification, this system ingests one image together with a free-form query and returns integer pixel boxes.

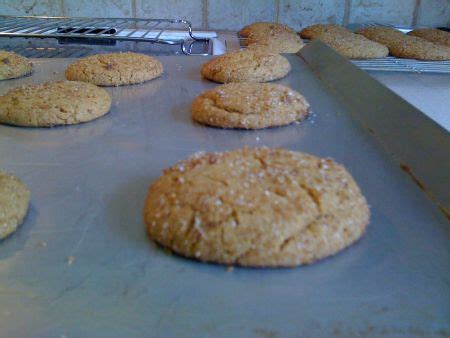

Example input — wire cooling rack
[0,15,210,55]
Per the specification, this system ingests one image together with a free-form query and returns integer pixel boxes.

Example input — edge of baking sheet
[299,40,450,216]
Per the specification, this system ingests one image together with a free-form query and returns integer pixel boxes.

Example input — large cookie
[0,50,33,80]
[317,32,389,59]
[201,49,291,83]
[239,22,295,38]
[299,24,351,40]
[65,52,163,86]
[356,26,405,46]
[144,147,370,267]
[0,81,111,127]
[191,83,310,129]
[246,29,305,54]
[389,35,450,60]
[0,172,30,240]
[408,28,450,47]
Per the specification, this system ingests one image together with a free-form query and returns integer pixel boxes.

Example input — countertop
[370,71,450,131]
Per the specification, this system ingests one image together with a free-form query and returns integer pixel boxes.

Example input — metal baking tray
[0,41,448,338]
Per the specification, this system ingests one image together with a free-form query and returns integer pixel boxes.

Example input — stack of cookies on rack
[299,24,389,59]
[356,26,450,60]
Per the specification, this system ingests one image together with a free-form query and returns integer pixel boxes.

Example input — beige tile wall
[1,0,448,30]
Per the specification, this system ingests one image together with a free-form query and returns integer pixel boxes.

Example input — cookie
[389,35,450,60]
[0,50,33,80]
[65,52,163,86]
[246,29,305,54]
[408,28,450,47]
[0,172,30,240]
[0,80,111,127]
[317,32,389,59]
[191,83,310,129]
[356,26,405,46]
[299,24,351,40]
[144,147,370,267]
[239,22,295,38]
[201,49,291,83]
[357,26,450,60]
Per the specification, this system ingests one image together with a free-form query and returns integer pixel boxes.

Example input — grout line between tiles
[344,0,352,25]
[412,0,421,27]
[203,0,208,29]
[60,0,66,16]
[131,0,137,18]
[275,0,280,23]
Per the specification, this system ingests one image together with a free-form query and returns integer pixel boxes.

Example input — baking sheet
[0,42,449,338]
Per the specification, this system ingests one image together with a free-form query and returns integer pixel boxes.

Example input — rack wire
[0,15,210,55]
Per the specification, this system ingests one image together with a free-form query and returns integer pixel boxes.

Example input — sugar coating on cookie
[0,80,111,127]
[0,172,30,240]
[0,50,33,80]
[65,52,163,86]
[201,50,291,83]
[144,147,370,267]
[408,28,450,47]
[191,83,310,129]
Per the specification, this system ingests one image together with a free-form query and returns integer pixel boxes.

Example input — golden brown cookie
[191,83,310,129]
[239,22,295,38]
[299,24,351,40]
[389,35,450,60]
[144,147,370,267]
[0,172,30,240]
[0,50,33,80]
[357,26,450,60]
[408,28,450,47]
[246,29,305,54]
[0,81,111,127]
[356,26,405,46]
[201,49,291,83]
[65,52,163,86]
[317,32,389,59]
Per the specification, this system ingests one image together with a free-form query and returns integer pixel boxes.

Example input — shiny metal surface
[0,43,449,337]
[0,15,212,56]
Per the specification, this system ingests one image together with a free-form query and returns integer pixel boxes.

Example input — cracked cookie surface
[201,49,291,83]
[0,50,33,80]
[191,83,310,129]
[0,171,30,240]
[144,147,370,267]
[0,80,111,127]
[65,52,163,86]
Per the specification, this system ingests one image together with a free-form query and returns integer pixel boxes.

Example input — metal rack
[0,15,210,55]
[351,57,450,74]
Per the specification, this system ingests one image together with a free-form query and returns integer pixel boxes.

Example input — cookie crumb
[36,241,47,248]
[67,256,75,265]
